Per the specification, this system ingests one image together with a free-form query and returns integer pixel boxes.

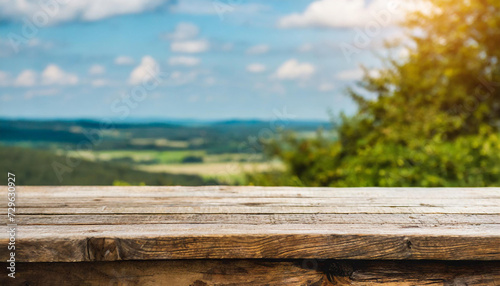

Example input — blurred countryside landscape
[1,0,499,188]
[0,118,334,185]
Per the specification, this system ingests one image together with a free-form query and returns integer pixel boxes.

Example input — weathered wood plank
[10,205,499,214]
[9,206,498,215]
[1,260,499,286]
[15,213,500,225]
[2,260,330,286]
[1,186,498,263]
[1,224,499,262]
[7,196,500,206]
[6,186,498,214]
[328,260,500,285]
[8,186,500,199]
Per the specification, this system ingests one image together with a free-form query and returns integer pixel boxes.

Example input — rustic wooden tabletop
[2,186,499,285]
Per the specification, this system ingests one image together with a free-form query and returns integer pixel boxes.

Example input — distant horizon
[0,116,333,124]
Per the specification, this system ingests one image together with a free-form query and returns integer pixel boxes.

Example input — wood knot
[87,238,121,261]
[406,239,413,249]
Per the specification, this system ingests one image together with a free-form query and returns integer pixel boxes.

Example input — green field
[61,149,279,184]
[0,119,328,186]
[0,146,217,186]
[137,161,284,184]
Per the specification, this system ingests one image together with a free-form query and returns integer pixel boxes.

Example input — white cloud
[0,0,171,24]
[89,64,106,75]
[247,44,269,55]
[91,79,110,87]
[27,38,41,47]
[0,38,53,56]
[274,59,315,80]
[171,40,209,53]
[298,43,313,53]
[336,68,379,80]
[166,23,209,54]
[41,65,78,85]
[221,43,233,51]
[25,88,60,99]
[0,71,11,86]
[168,56,200,66]
[369,69,381,78]
[164,23,199,40]
[129,56,159,85]
[279,0,404,28]
[1,67,79,87]
[254,82,286,95]
[170,0,269,15]
[169,0,218,14]
[27,38,54,49]
[1,94,13,102]
[246,63,266,73]
[15,70,37,87]
[168,71,198,86]
[115,56,135,66]
[398,47,410,59]
[336,68,365,80]
[204,77,216,86]
[318,83,335,92]
[188,95,200,102]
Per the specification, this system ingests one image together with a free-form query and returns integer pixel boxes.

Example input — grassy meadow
[0,119,329,186]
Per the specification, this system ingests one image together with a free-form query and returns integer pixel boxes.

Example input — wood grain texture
[2,224,499,262]
[10,206,500,214]
[1,260,499,286]
[15,213,499,225]
[7,186,500,198]
[0,186,498,263]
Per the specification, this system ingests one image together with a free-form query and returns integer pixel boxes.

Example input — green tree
[250,0,500,187]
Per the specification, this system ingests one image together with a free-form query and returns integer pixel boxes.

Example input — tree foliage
[249,0,500,187]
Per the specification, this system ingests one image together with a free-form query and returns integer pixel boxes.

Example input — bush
[181,156,204,163]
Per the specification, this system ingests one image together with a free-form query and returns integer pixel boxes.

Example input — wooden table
[1,186,499,285]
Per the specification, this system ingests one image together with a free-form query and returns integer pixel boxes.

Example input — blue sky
[0,0,409,120]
